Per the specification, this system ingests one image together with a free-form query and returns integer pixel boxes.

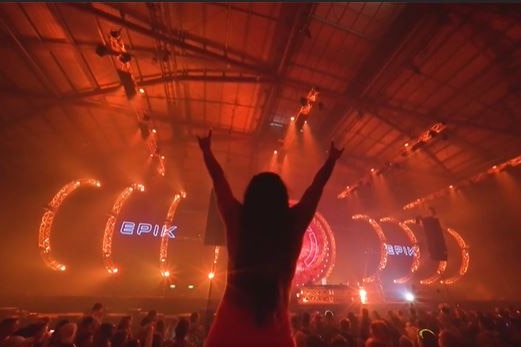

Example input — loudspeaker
[421,217,448,261]
[204,189,226,246]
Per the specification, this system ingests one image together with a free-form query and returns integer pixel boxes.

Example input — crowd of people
[1,301,521,347]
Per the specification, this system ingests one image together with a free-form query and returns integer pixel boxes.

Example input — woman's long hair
[236,172,291,326]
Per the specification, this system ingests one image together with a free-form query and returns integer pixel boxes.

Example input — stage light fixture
[169,284,176,289]
[139,88,145,94]
[290,116,295,121]
[208,272,215,280]
[59,265,66,271]
[404,143,409,147]
[95,44,109,57]
[274,150,278,154]
[188,284,195,289]
[119,53,132,64]
[110,29,121,39]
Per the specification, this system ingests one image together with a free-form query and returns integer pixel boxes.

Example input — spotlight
[449,185,454,189]
[274,150,278,154]
[160,155,165,160]
[208,272,215,280]
[359,288,367,304]
[290,116,295,121]
[181,191,187,198]
[370,168,375,173]
[187,284,195,289]
[404,143,409,147]
[162,271,170,278]
[59,265,66,271]
[169,284,176,289]
[152,128,157,134]
[95,181,101,187]
[138,88,145,94]
[404,292,415,302]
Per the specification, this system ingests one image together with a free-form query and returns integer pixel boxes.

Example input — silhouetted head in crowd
[438,329,460,347]
[189,312,199,325]
[58,322,77,345]
[155,320,165,337]
[111,330,128,347]
[174,318,189,341]
[76,316,96,347]
[0,318,20,340]
[91,303,104,323]
[339,318,350,332]
[418,328,437,347]
[478,315,495,331]
[307,334,326,347]
[141,311,157,327]
[399,335,415,347]
[93,323,114,347]
[99,323,114,339]
[369,320,392,343]
[48,319,70,346]
[116,316,131,332]
[14,321,48,340]
[325,310,334,322]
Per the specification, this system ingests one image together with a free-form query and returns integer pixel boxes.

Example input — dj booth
[295,284,357,306]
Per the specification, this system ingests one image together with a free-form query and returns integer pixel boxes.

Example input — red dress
[202,152,336,347]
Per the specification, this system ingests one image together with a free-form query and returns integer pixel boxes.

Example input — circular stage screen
[291,200,336,287]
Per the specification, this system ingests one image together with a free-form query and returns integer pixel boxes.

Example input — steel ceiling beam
[320,4,435,139]
[364,98,521,139]
[316,5,457,176]
[255,3,316,136]
[68,3,273,78]
[363,107,455,178]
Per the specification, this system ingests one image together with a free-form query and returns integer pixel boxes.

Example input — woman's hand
[197,129,212,152]
[329,141,344,161]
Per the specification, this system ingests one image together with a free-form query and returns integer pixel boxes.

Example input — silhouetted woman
[197,130,343,346]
